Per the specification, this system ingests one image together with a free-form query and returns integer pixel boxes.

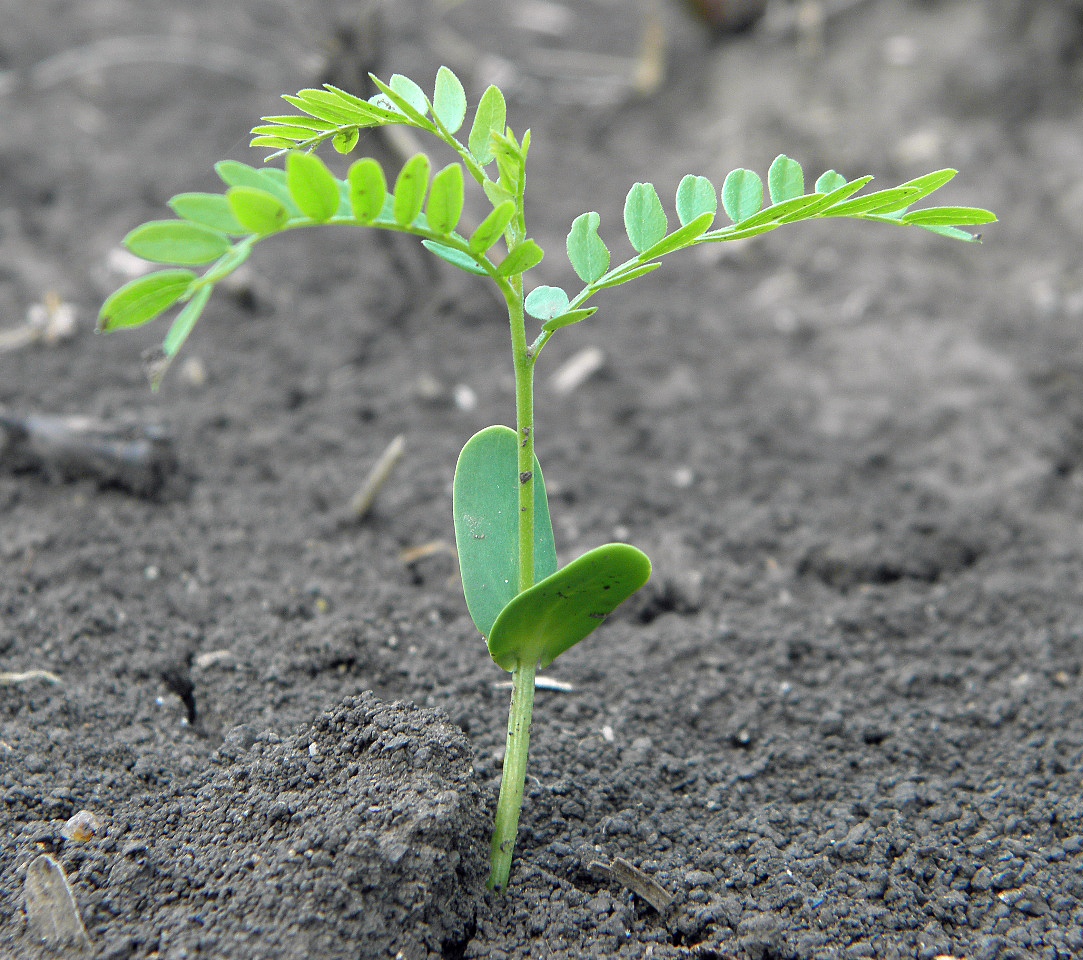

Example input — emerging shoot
[99,66,996,891]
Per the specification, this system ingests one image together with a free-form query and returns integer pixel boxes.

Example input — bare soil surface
[2,1,1083,958]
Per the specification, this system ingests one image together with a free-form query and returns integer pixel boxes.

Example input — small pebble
[61,810,100,843]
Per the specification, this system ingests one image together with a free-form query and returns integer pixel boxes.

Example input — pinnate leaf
[287,151,340,222]
[524,286,570,321]
[623,182,668,254]
[721,168,764,223]
[469,85,506,165]
[470,200,516,254]
[426,163,465,234]
[393,153,431,226]
[124,221,232,266]
[567,211,610,283]
[348,158,387,224]
[675,175,717,226]
[98,269,195,332]
[768,154,804,203]
[227,187,290,235]
[433,66,468,134]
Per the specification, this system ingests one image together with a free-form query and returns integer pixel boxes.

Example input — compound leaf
[433,65,468,134]
[496,239,544,277]
[124,220,232,266]
[286,151,340,222]
[469,84,506,165]
[768,154,804,203]
[426,162,465,234]
[675,174,717,226]
[623,182,668,254]
[567,211,610,283]
[524,285,570,321]
[487,543,652,671]
[226,187,290,235]
[470,200,516,253]
[721,168,764,223]
[454,425,558,638]
[98,269,195,332]
[421,240,489,275]
[393,153,431,226]
[348,157,387,224]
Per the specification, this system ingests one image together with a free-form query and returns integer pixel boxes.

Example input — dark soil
[2,1,1083,958]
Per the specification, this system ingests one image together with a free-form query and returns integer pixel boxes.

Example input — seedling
[98,67,995,891]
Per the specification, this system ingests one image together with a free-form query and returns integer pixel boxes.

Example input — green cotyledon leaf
[486,543,652,671]
[453,425,558,637]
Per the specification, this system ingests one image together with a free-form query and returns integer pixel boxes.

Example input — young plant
[98,67,996,891]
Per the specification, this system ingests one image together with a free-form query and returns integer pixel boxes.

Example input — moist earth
[2,1,1083,958]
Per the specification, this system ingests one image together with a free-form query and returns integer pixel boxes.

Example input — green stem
[488,657,537,890]
[506,275,535,593]
[488,231,538,892]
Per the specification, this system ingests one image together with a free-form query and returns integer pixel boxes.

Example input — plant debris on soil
[2,1,1083,958]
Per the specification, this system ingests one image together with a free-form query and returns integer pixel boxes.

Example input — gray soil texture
[2,1,1083,958]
